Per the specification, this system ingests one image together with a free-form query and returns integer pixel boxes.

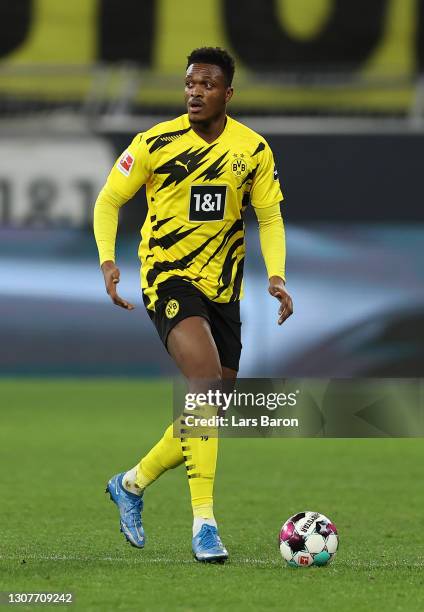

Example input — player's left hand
[268,276,293,325]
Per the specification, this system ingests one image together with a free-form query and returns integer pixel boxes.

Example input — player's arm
[93,133,150,310]
[250,141,293,325]
[94,185,134,309]
[254,203,293,325]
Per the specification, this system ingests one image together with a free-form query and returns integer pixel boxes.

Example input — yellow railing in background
[0,0,420,112]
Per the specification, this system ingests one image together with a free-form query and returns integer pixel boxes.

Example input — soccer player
[93,47,292,562]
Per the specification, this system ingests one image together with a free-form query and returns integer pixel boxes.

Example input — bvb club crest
[165,299,179,319]
[231,153,248,177]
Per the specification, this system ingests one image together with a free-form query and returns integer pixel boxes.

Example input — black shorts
[143,279,242,371]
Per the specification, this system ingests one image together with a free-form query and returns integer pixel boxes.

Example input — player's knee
[190,362,222,380]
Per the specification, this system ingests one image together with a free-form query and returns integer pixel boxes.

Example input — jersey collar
[184,113,231,147]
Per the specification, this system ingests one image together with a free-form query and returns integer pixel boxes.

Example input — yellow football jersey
[105,113,283,310]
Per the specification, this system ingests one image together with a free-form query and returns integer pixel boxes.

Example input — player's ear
[225,87,233,104]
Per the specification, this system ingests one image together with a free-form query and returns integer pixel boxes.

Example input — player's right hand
[101,260,135,310]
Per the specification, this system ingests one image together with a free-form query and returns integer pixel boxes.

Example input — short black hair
[186,47,235,87]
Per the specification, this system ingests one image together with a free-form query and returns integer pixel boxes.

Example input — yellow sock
[135,424,184,490]
[181,404,218,519]
[183,436,218,518]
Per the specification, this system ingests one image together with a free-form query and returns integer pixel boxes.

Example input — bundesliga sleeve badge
[117,151,135,176]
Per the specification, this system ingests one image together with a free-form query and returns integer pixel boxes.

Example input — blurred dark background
[1,0,423,377]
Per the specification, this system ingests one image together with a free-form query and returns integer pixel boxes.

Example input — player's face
[185,63,233,124]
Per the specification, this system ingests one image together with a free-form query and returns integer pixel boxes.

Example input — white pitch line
[2,555,423,569]
[0,555,277,565]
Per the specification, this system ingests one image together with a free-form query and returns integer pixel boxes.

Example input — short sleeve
[250,141,284,209]
[105,132,152,201]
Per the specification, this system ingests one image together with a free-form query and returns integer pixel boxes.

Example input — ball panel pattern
[279,511,339,567]
[326,533,339,554]
[316,518,338,537]
[279,541,293,562]
[313,551,331,566]
[305,533,326,554]
[293,552,313,567]
[279,521,295,542]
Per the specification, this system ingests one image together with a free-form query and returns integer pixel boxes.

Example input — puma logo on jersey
[175,160,189,173]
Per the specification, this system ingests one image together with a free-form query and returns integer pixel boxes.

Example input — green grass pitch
[1,379,423,611]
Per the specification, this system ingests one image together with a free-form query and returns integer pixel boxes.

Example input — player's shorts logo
[117,151,134,176]
[165,299,179,319]
[189,185,227,221]
[231,153,248,177]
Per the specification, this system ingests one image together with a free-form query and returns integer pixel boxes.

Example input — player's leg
[105,285,215,549]
[221,366,237,385]
[122,424,184,492]
[106,282,240,553]
[166,315,228,562]
[119,311,222,499]
[106,421,185,548]
[174,299,241,560]
[167,315,221,528]
[128,319,238,507]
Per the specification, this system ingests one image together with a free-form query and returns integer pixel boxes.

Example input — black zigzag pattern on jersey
[156,224,199,250]
[237,165,258,190]
[147,217,175,255]
[243,141,264,190]
[146,227,224,287]
[196,150,229,182]
[200,219,243,271]
[148,237,160,253]
[146,127,191,153]
[230,257,245,301]
[154,145,217,192]
[142,292,152,309]
[152,216,174,232]
[150,275,203,306]
[215,237,245,298]
[252,142,265,156]
[167,274,202,284]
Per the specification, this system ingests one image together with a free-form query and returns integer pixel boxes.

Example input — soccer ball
[279,511,338,567]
